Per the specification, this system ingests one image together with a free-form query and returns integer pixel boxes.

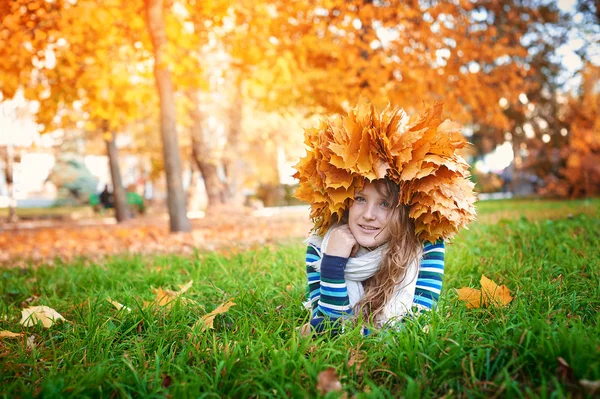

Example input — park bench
[89,192,145,215]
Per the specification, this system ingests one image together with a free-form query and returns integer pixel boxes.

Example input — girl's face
[348,181,393,249]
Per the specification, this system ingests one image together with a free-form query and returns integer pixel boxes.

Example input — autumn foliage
[294,100,476,243]
[542,65,600,198]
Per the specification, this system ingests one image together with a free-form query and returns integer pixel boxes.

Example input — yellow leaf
[20,306,65,328]
[480,275,513,307]
[106,298,131,312]
[153,287,177,307]
[193,299,236,331]
[142,300,154,309]
[0,330,23,338]
[177,280,193,294]
[456,287,482,309]
[152,280,194,307]
[456,275,513,309]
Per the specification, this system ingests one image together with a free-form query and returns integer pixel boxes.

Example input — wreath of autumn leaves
[293,100,477,243]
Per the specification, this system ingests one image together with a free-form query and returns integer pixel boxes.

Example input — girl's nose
[363,203,376,220]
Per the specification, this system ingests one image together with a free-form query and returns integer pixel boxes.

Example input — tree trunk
[144,0,191,232]
[223,73,246,206]
[188,97,228,208]
[104,131,128,222]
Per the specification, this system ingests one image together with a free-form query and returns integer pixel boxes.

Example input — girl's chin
[356,237,384,249]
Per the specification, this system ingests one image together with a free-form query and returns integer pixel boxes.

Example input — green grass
[1,199,599,398]
[475,197,600,224]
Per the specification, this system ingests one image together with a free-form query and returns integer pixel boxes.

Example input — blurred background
[0,0,598,229]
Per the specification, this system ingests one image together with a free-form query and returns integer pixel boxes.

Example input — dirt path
[0,206,312,267]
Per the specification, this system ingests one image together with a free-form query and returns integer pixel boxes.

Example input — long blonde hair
[350,179,422,325]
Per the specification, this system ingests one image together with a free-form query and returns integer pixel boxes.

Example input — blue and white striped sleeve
[412,240,445,312]
[304,245,352,333]
[317,254,352,318]
[305,245,322,318]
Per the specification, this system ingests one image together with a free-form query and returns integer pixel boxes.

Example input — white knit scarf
[304,226,420,324]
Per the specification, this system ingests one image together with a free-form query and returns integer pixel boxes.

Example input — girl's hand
[325,225,359,258]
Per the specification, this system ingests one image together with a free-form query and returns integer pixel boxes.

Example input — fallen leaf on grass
[193,299,236,331]
[177,280,193,294]
[316,368,344,396]
[162,374,173,388]
[153,288,176,307]
[299,322,313,338]
[455,287,483,309]
[347,346,367,372]
[456,275,513,309]
[556,357,578,388]
[0,330,23,338]
[20,306,65,328]
[106,298,132,312]
[152,280,194,307]
[480,275,513,307]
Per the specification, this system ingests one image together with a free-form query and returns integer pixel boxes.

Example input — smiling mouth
[359,224,380,231]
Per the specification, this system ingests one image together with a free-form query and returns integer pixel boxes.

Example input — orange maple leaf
[456,274,513,309]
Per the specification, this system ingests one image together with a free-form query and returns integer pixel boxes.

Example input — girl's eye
[380,201,390,209]
[354,196,366,202]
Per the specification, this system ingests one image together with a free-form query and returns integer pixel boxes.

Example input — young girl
[294,101,476,333]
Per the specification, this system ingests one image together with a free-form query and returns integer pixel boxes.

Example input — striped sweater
[305,240,445,330]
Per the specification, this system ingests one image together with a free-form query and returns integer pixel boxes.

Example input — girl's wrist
[320,253,348,280]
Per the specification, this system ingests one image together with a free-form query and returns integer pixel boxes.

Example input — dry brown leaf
[456,275,513,309]
[0,330,23,338]
[106,298,131,312]
[193,299,236,331]
[556,357,577,387]
[299,322,313,338]
[316,367,343,395]
[347,346,367,372]
[20,306,65,328]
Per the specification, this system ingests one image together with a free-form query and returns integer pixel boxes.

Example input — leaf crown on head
[293,100,477,243]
